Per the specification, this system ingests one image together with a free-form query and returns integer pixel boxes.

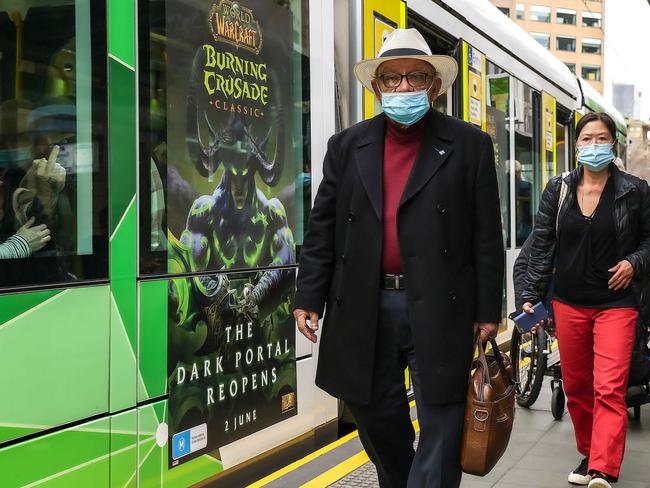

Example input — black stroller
[510,235,650,420]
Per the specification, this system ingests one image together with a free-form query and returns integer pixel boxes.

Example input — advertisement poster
[465,43,486,129]
[167,270,297,467]
[165,0,297,273]
[164,0,298,468]
[542,91,557,186]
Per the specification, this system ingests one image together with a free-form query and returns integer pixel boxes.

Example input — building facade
[613,83,641,119]
[490,0,605,94]
[627,118,650,181]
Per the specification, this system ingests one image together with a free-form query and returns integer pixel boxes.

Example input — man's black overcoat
[294,110,504,407]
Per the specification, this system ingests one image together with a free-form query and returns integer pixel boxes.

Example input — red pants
[553,300,638,479]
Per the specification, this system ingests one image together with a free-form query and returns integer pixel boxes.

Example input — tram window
[512,80,536,247]
[582,11,602,28]
[556,8,576,25]
[497,7,510,18]
[407,16,457,116]
[530,5,551,23]
[485,62,510,249]
[565,63,576,74]
[582,38,602,55]
[485,61,509,329]
[582,65,601,81]
[556,121,568,173]
[0,1,107,290]
[556,36,576,52]
[530,32,550,50]
[138,0,311,275]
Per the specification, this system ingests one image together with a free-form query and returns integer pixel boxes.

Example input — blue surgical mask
[381,89,431,126]
[577,143,614,172]
[0,146,32,169]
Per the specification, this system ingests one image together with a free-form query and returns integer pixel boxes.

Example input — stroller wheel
[551,383,565,420]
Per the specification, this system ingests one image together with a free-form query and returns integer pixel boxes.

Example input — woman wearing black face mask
[520,112,650,488]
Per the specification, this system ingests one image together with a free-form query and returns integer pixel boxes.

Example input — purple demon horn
[247,71,284,187]
[197,111,220,175]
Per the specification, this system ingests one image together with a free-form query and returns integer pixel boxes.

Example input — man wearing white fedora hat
[294,28,503,487]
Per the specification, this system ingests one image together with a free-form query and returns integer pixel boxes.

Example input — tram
[0,0,626,486]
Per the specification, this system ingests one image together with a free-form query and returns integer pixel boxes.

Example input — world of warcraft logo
[208,1,263,55]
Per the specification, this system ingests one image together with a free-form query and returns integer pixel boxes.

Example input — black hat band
[380,48,429,57]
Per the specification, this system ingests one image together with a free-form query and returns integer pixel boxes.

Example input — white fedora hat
[354,28,458,94]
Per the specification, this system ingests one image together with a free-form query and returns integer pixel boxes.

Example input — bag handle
[473,337,512,402]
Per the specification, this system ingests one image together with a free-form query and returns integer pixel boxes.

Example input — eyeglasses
[376,71,433,89]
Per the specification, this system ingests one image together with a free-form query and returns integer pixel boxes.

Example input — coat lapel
[355,115,386,220]
[400,110,453,208]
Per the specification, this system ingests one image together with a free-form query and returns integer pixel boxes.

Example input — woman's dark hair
[575,112,617,142]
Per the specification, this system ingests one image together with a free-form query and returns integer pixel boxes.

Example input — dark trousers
[346,290,465,488]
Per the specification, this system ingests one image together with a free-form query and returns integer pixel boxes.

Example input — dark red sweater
[382,116,426,273]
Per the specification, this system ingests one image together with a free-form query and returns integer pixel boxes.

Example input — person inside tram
[294,28,504,488]
[0,98,52,258]
[520,112,650,488]
[514,159,533,245]
[23,97,76,254]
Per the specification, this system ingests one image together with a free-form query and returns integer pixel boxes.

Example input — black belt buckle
[383,273,405,290]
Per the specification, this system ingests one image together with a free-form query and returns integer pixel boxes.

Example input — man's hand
[19,146,66,217]
[475,322,498,342]
[294,308,319,343]
[608,260,634,290]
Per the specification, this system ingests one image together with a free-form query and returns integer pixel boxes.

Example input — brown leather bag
[460,337,516,476]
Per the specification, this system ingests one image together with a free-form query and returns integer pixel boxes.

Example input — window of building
[530,5,551,22]
[582,64,602,81]
[0,1,108,290]
[565,63,576,74]
[530,32,550,49]
[497,7,510,17]
[556,36,576,52]
[582,11,602,28]
[516,3,525,20]
[556,8,576,25]
[582,37,602,54]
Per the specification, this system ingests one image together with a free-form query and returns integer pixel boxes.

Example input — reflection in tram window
[485,61,509,327]
[513,80,536,247]
[0,1,107,288]
[486,61,510,248]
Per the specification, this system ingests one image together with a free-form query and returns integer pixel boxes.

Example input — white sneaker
[568,457,591,485]
[588,475,612,488]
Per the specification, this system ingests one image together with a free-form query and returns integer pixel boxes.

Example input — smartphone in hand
[510,302,548,333]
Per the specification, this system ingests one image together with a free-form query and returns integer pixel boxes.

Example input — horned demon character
[167,54,297,440]
[168,49,295,353]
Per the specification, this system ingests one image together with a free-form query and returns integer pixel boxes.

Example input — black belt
[382,274,406,290]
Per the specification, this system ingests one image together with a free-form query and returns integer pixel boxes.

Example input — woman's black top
[554,175,637,308]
